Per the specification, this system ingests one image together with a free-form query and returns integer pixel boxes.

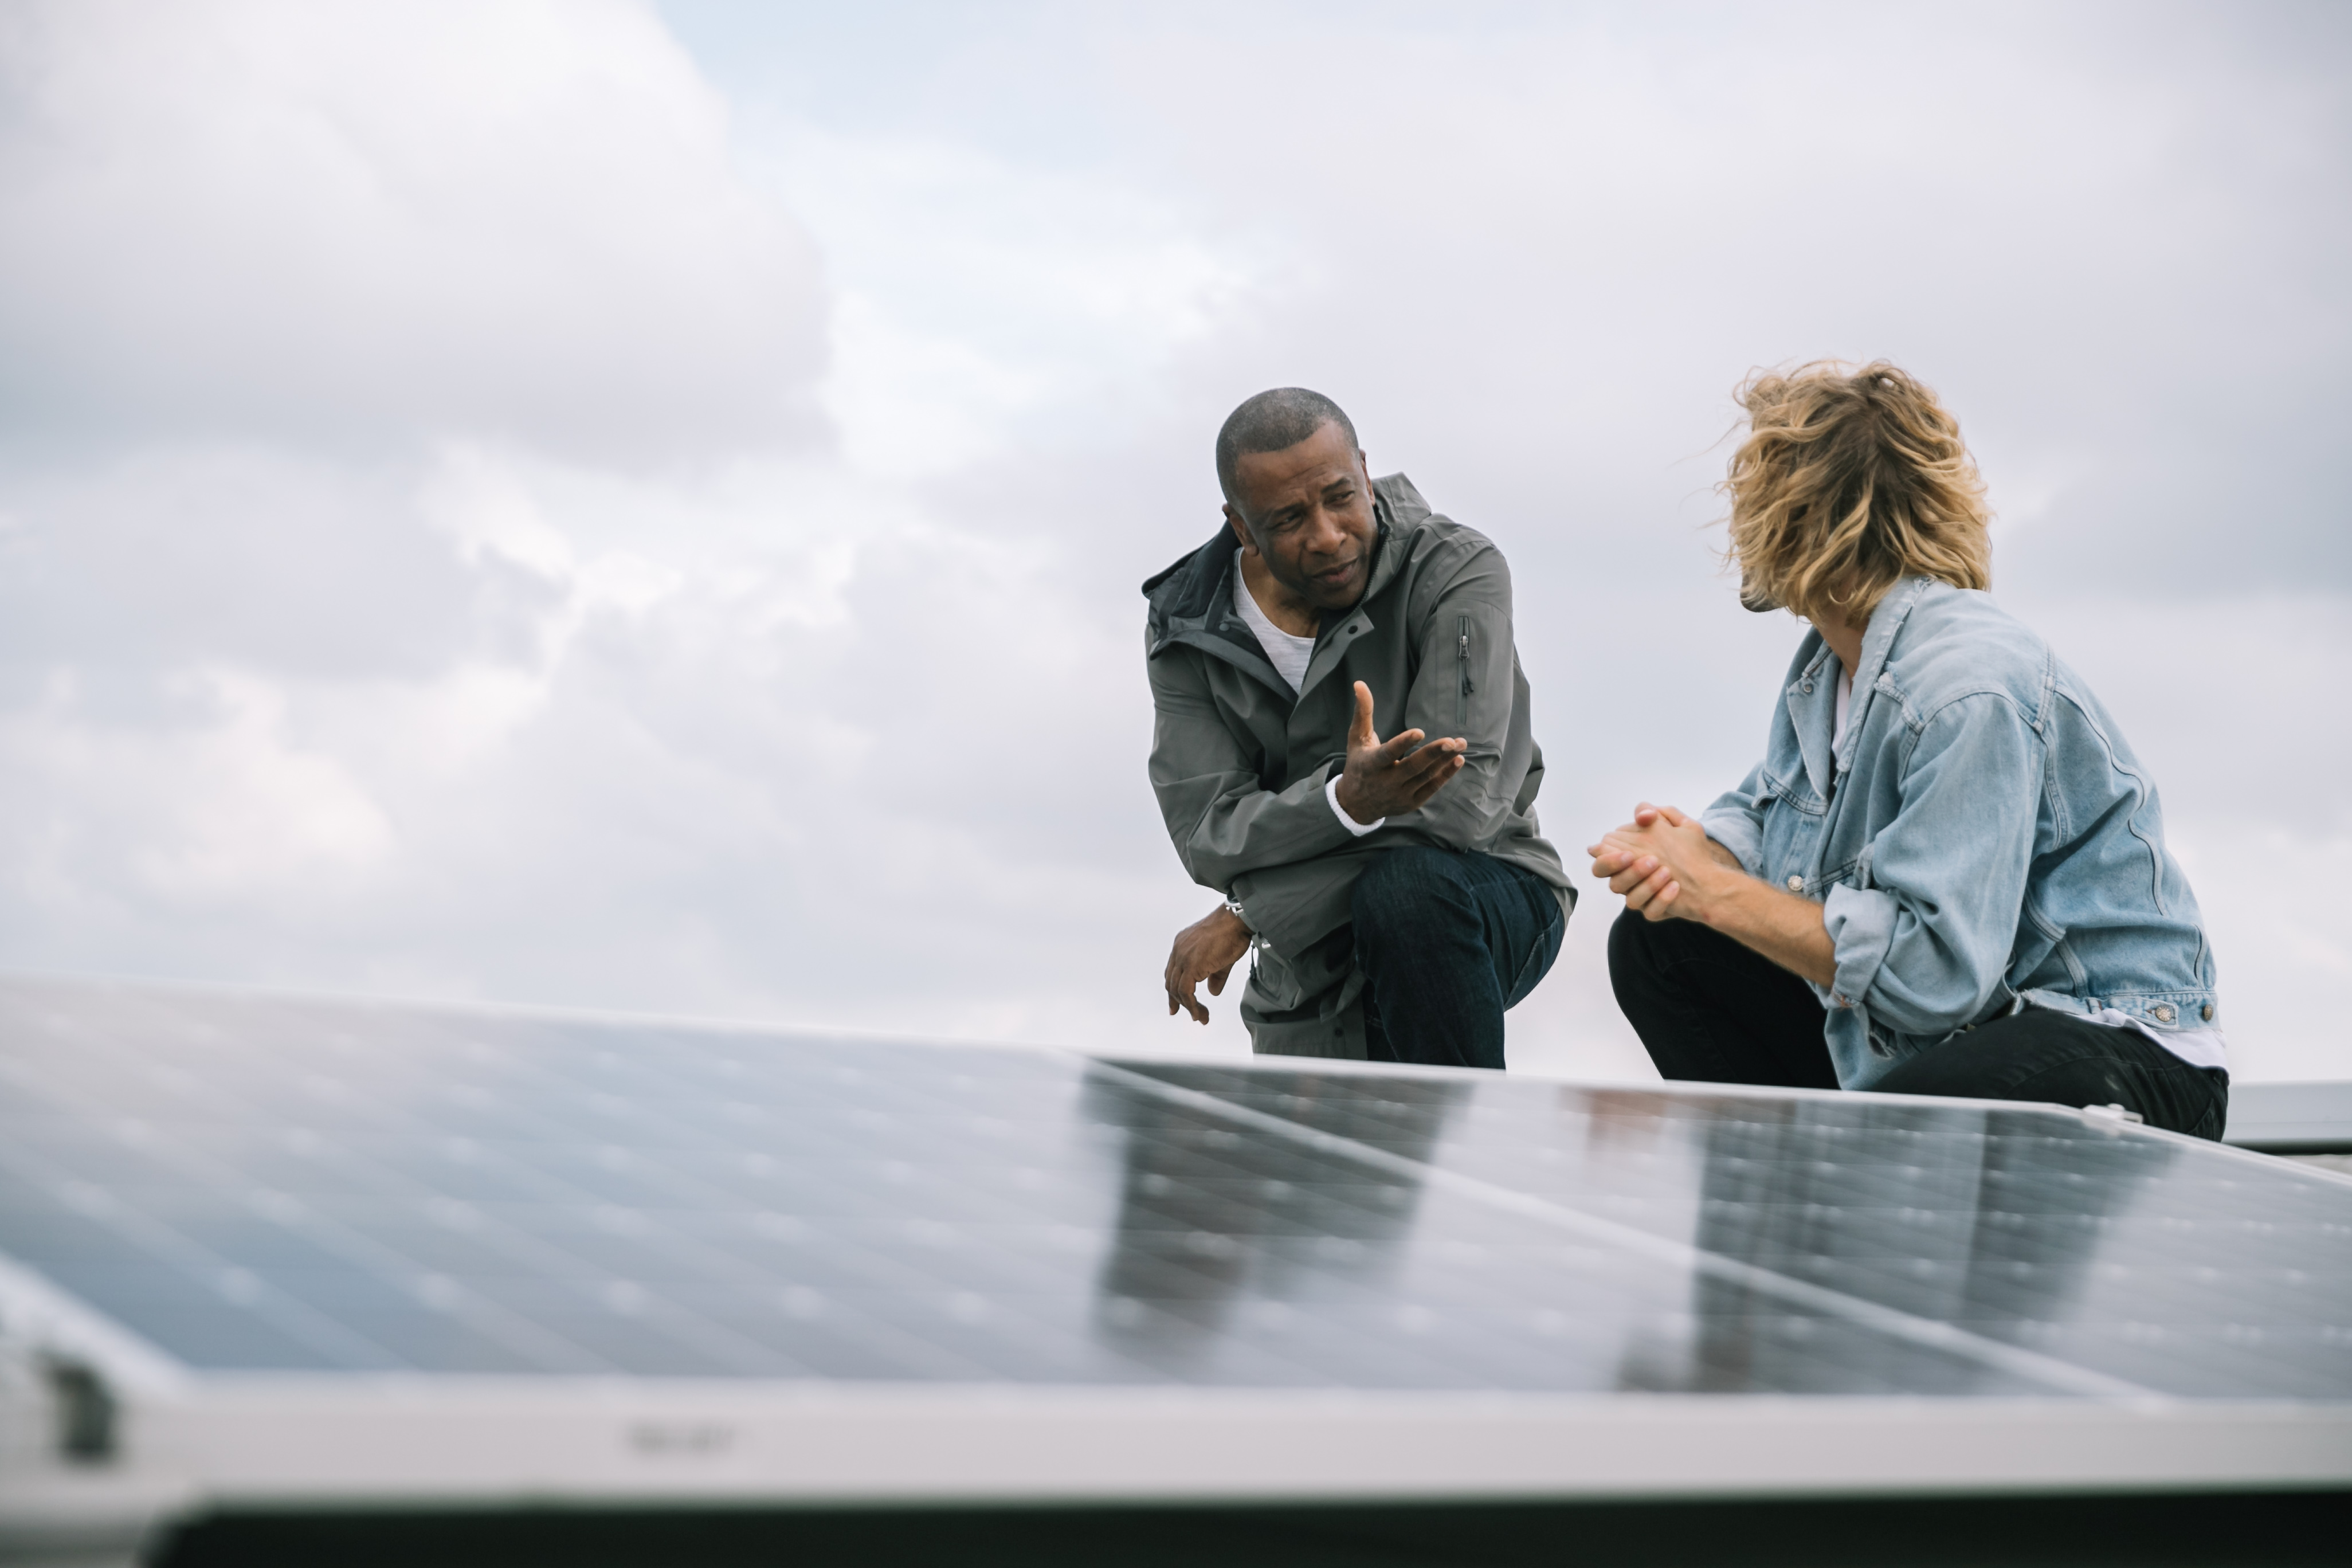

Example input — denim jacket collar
[1784,644,1839,801]
[1834,578,1931,773]
[1780,578,1934,799]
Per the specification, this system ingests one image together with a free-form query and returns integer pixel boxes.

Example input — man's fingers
[1608,855,1661,897]
[1373,728,1430,766]
[1167,982,1208,1025]
[1402,755,1465,808]
[1624,863,1672,911]
[1208,964,1234,997]
[1392,737,1464,781]
[1641,880,1681,922]
[1349,681,1377,750]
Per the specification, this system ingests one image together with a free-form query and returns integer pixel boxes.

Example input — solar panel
[1,977,2348,1552]
[2225,1080,2352,1153]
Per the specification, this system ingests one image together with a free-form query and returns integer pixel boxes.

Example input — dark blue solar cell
[2,978,2350,1403]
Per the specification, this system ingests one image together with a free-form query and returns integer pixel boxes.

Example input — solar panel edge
[11,1376,2352,1560]
[9,970,2352,1539]
[46,1378,2352,1511]
[0,1246,189,1395]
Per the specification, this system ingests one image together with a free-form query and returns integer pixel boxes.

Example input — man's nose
[1302,504,1347,556]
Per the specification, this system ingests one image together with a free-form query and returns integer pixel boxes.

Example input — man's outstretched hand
[1165,903,1253,1025]
[1334,681,1465,824]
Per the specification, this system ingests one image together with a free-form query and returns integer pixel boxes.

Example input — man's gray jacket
[1142,473,1571,1059]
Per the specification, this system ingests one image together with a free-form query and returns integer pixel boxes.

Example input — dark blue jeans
[1352,848,1566,1071]
[1608,910,2229,1139]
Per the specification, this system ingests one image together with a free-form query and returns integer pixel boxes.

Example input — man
[1590,361,2226,1136]
[1144,388,1570,1067]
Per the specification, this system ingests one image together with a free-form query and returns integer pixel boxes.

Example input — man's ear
[1223,503,1257,555]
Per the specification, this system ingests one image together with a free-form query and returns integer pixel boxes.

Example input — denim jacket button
[2201,1003,2214,1021]
[1801,681,1814,695]
[2152,1003,2176,1024]
[1786,875,1804,892]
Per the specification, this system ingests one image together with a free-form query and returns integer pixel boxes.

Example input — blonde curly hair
[1723,360,1991,625]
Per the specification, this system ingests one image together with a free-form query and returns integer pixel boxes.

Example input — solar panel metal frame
[2,979,2349,1554]
[2222,1081,2352,1153]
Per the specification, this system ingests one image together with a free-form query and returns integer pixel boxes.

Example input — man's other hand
[1165,903,1253,1025]
[1333,681,1465,824]
[1586,803,1741,923]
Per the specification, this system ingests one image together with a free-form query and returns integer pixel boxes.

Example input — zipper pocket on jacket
[1456,614,1474,730]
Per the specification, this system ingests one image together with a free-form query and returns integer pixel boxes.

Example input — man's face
[1223,421,1378,613]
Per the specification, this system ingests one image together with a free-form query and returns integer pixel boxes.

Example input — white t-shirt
[1828,656,2225,1072]
[1233,552,1381,837]
[1230,551,1315,694]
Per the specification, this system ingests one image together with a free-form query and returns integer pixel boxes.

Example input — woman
[1589,361,2225,1136]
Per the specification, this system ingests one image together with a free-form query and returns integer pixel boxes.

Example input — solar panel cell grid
[2,981,2350,1404]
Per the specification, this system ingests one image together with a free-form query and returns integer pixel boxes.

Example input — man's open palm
[1333,681,1465,823]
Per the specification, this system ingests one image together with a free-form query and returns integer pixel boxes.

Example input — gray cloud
[1,0,2346,1085]
[0,0,828,458]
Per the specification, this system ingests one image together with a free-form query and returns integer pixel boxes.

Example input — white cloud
[0,667,394,907]
[0,0,2345,1090]
[0,0,828,455]
[750,127,1258,473]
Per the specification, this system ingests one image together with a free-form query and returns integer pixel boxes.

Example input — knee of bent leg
[1350,848,1455,955]
[1606,904,1660,985]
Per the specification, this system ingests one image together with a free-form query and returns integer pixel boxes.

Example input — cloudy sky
[1,0,2345,1082]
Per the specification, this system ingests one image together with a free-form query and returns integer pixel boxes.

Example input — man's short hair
[1215,387,1359,508]
[1723,360,1992,624]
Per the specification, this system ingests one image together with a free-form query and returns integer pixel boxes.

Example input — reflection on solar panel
[1,977,2348,1560]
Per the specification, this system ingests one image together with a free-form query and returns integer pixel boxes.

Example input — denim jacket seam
[2055,685,2169,917]
[2030,904,2087,987]
[1906,684,2031,736]
[1759,764,1826,817]
[2039,730,2071,845]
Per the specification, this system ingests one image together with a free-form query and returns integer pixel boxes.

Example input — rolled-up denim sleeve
[1837,695,2040,1033]
[1822,884,1899,1008]
[1700,764,1770,877]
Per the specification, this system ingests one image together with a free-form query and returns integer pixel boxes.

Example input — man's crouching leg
[1351,847,1565,1071]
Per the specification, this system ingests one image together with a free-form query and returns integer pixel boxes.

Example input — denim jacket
[1701,578,2218,1090]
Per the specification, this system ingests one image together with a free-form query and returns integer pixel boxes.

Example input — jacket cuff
[1324,774,1385,837]
[1699,809,1765,877]
[1821,884,1897,1010]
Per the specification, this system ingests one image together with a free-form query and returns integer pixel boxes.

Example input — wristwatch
[1223,898,1253,933]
